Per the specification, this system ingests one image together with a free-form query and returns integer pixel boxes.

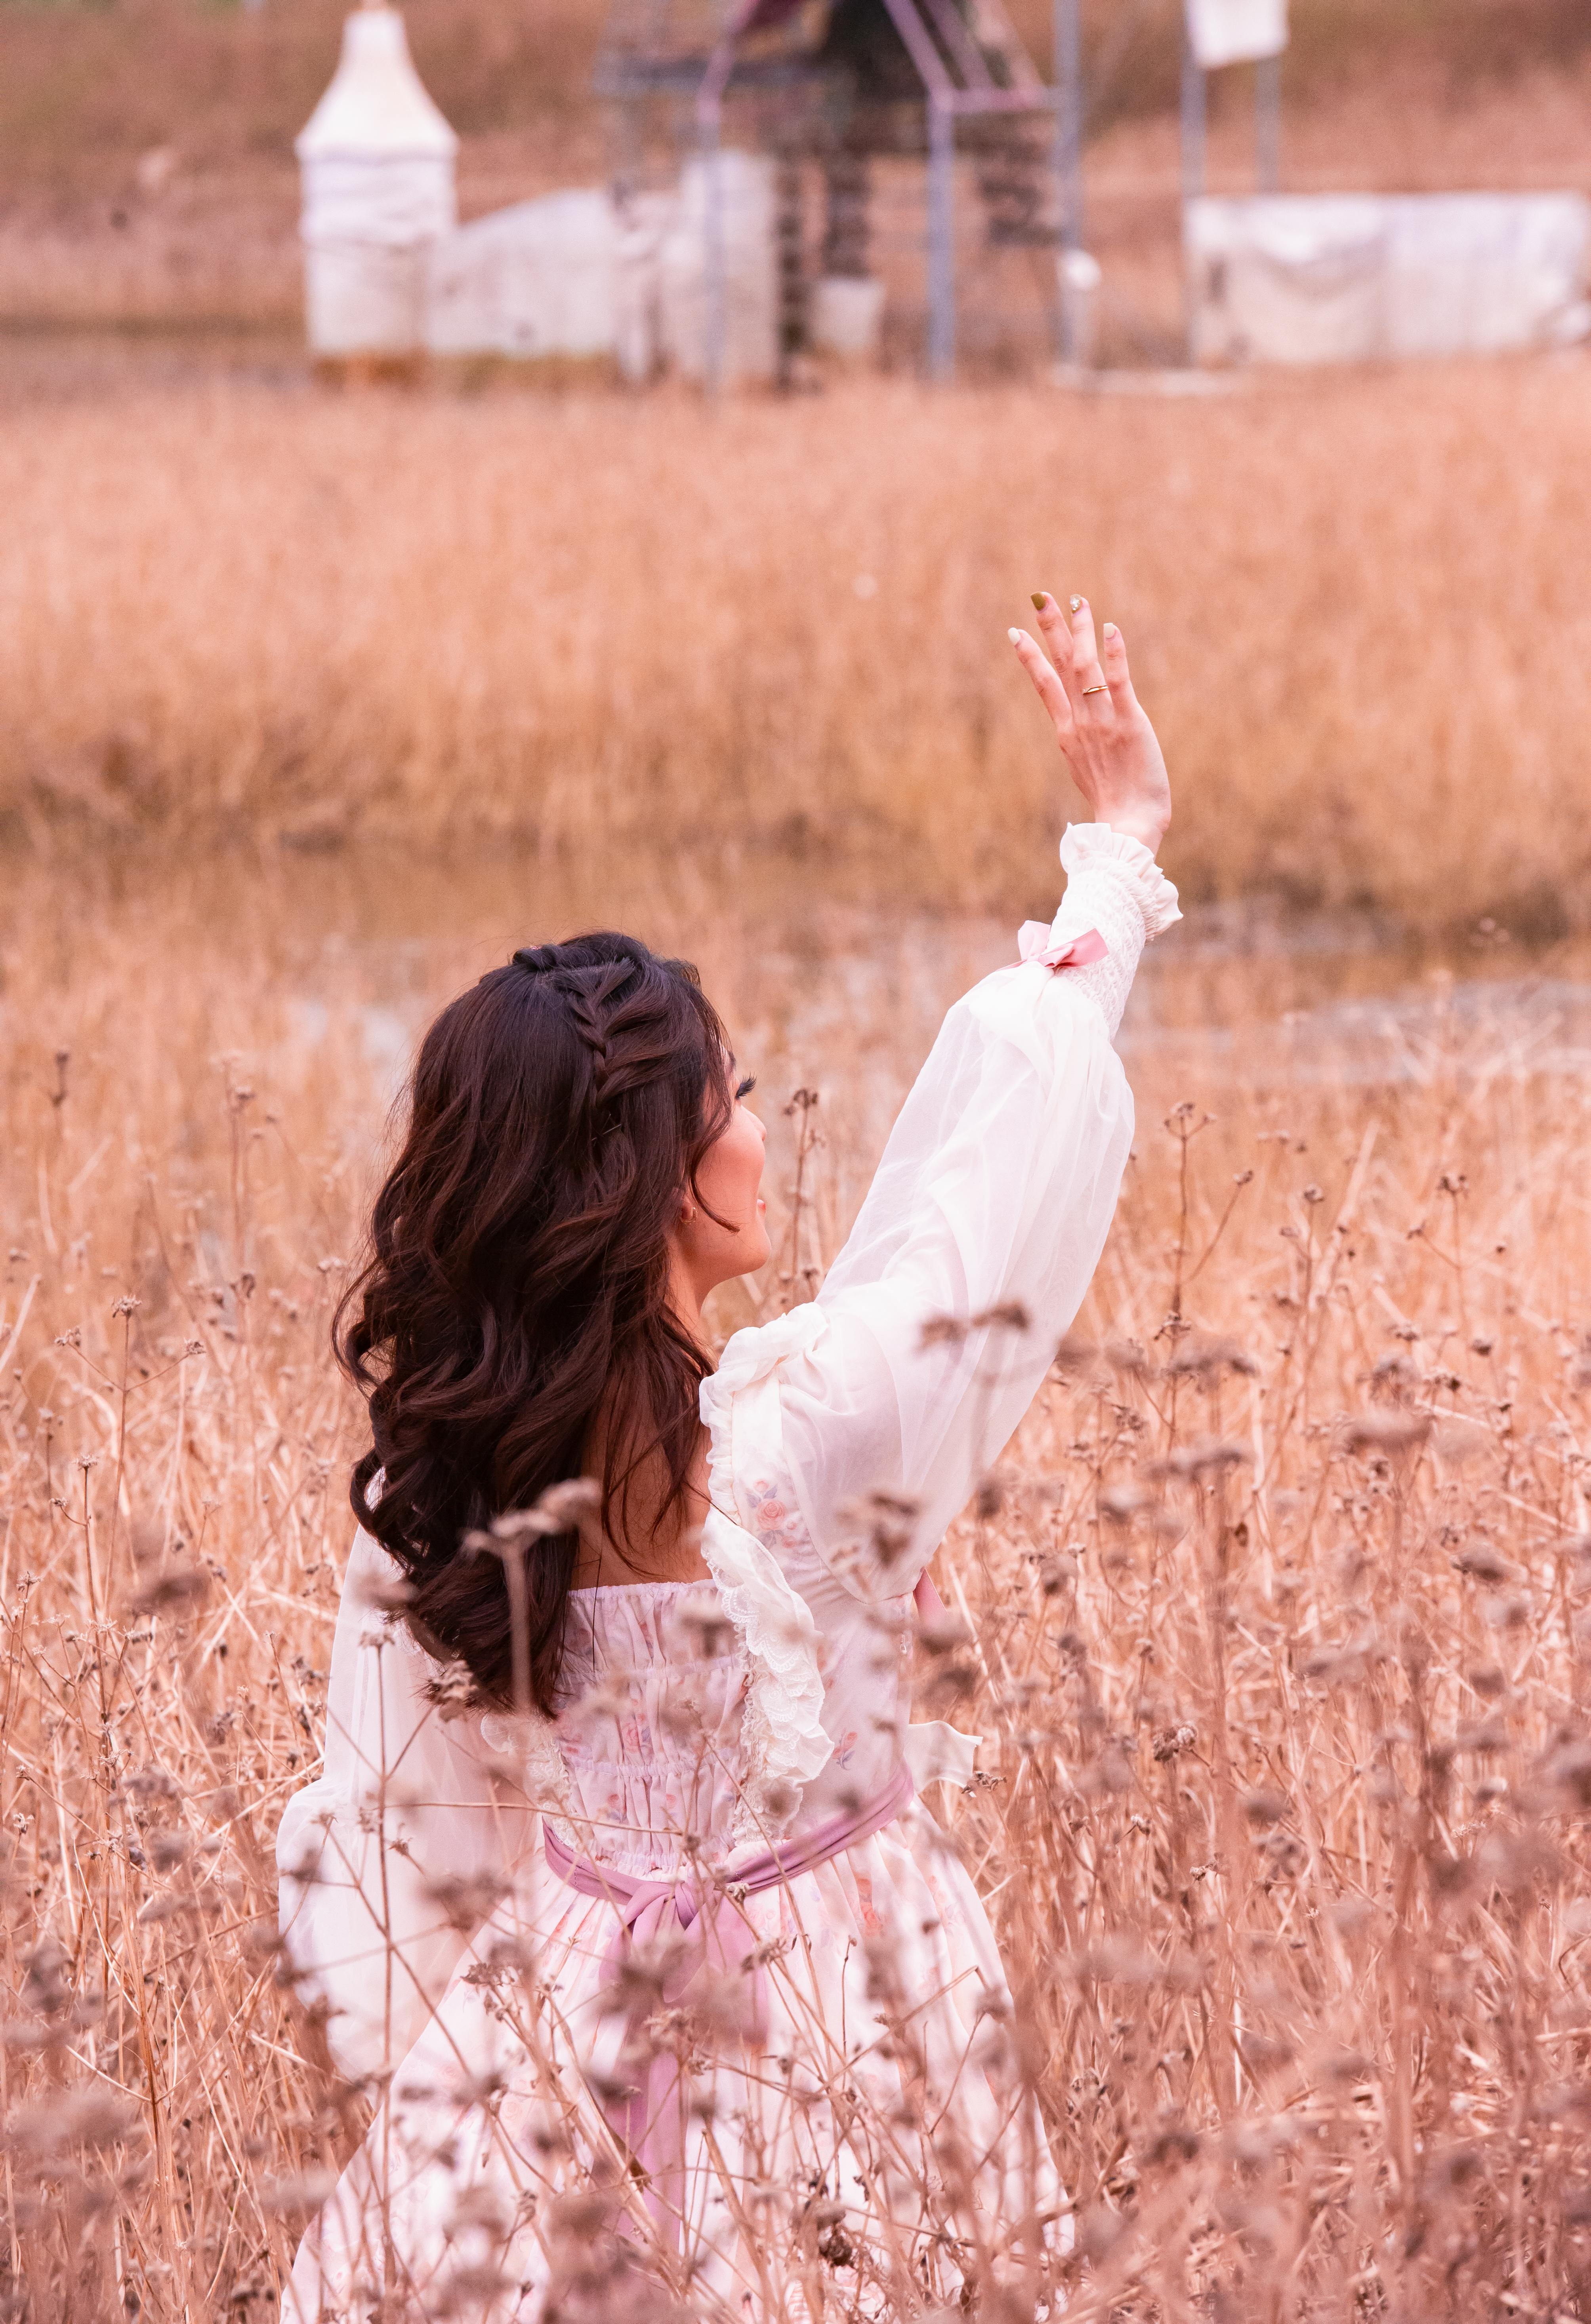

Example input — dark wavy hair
[334,932,734,1715]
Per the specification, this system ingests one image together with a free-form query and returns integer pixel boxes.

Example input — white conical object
[296,4,457,358]
[296,3,458,162]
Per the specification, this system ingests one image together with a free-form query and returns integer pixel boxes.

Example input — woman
[278,595,1178,2323]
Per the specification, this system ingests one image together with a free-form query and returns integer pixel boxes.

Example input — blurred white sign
[1186,0,1288,69]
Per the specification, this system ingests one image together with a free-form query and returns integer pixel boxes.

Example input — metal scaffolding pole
[703,131,727,395]
[1180,23,1205,360]
[1053,0,1083,361]
[1180,35,1206,208]
[1255,50,1281,192]
[927,95,955,379]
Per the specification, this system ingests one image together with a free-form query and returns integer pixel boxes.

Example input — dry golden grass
[4,361,1591,933]
[4,856,1591,2317]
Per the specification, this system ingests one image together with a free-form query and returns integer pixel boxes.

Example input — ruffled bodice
[549,1582,749,1875]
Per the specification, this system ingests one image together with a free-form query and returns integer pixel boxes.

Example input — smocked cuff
[1058,822,1181,940]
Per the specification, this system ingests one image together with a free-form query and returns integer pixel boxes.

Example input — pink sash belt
[542,1755,916,2237]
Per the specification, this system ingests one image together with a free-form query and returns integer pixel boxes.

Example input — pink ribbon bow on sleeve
[1017,921,1108,971]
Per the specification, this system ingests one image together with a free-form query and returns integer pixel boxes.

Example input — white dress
[277,826,1180,2323]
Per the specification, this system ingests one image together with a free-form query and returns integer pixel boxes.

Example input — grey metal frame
[684,0,1077,385]
[1179,17,1286,358]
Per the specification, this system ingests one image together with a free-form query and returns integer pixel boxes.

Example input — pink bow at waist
[542,1755,916,2238]
[1017,920,1108,971]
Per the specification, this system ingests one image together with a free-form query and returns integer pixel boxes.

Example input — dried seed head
[424,1870,511,1931]
[125,1563,210,1619]
[1452,1543,1514,1585]
[423,1660,483,1722]
[259,2169,337,2216]
[148,1828,192,1873]
[123,1764,181,1804]
[1166,1334,1259,1382]
[1338,1408,1433,1455]
[6,2087,136,2157]
[1149,1437,1252,1481]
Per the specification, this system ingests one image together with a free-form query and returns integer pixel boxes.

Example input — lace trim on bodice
[699,1307,837,1841]
[469,1581,765,1870]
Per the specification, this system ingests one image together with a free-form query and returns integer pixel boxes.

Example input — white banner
[1186,0,1288,70]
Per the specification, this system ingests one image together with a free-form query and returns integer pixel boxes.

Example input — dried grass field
[4,357,1591,936]
[5,847,1591,2320]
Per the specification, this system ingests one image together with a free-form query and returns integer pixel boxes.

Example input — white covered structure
[422,156,778,387]
[426,192,621,363]
[1188,193,1591,366]
[296,3,457,359]
[656,152,778,387]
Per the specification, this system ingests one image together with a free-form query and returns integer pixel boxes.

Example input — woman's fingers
[1066,596,1110,714]
[1012,588,1172,853]
[1101,620,1139,714]
[1032,591,1074,689]
[1007,624,1074,738]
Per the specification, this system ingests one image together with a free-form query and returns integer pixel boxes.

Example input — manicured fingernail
[1030,591,1047,611]
[1103,622,1118,639]
[1007,627,1022,645]
[1069,595,1084,613]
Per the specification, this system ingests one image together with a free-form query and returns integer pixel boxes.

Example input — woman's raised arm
[761,597,1178,1595]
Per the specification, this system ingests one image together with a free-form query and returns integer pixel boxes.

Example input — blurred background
[2,0,1589,961]
[3,0,1589,1249]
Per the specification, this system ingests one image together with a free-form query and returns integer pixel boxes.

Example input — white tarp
[297,7,456,354]
[422,162,776,385]
[658,151,778,387]
[1188,192,1591,365]
[427,193,620,360]
[1185,0,1288,71]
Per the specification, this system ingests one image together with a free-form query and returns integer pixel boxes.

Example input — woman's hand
[1009,593,1172,855]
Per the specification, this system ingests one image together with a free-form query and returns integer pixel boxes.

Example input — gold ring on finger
[1081,683,1108,697]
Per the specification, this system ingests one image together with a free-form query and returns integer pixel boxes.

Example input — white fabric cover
[276,824,1179,2318]
[300,154,456,251]
[659,149,778,385]
[426,191,620,360]
[1189,192,1591,366]
[811,274,886,361]
[303,236,432,357]
[1186,0,1288,70]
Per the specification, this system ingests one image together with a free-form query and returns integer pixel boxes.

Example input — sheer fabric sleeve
[772,824,1180,1596]
[275,1528,534,2084]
